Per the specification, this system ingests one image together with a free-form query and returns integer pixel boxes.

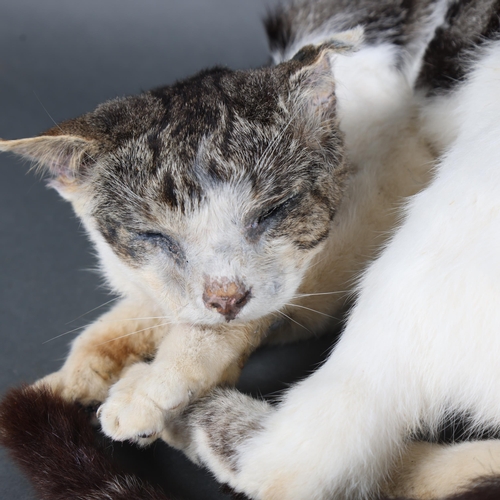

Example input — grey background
[0,1,339,498]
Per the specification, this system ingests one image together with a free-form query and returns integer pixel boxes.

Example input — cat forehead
[85,67,304,200]
[91,131,309,221]
[87,66,286,147]
[90,100,328,216]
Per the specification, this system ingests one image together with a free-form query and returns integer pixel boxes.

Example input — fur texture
[0,385,171,500]
[3,0,500,499]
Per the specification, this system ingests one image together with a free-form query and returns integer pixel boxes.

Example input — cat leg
[177,316,421,500]
[175,43,500,500]
[98,320,267,445]
[36,297,168,405]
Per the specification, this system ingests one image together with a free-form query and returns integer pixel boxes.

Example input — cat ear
[284,27,363,120]
[290,26,364,64]
[0,130,97,198]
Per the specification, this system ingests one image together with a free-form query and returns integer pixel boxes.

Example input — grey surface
[0,1,339,498]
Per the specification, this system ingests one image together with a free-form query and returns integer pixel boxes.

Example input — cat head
[1,37,358,326]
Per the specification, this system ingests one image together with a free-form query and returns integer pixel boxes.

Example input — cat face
[1,42,350,325]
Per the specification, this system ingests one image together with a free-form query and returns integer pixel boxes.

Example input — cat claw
[138,432,156,439]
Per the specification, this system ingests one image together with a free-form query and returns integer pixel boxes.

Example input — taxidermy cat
[0,2,433,441]
[2,0,500,499]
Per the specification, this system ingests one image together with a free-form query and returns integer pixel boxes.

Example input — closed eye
[247,194,299,240]
[256,203,284,226]
[138,232,184,262]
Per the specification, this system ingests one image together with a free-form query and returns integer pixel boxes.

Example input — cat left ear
[0,132,97,197]
[285,27,364,120]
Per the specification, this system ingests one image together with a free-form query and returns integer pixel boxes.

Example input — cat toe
[97,361,196,443]
[98,389,166,443]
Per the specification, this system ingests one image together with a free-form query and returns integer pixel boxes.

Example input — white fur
[82,27,437,457]
[195,41,500,499]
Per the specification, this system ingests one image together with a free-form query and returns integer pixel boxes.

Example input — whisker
[108,316,172,322]
[277,310,313,335]
[44,316,173,344]
[65,296,120,325]
[33,91,64,134]
[305,253,332,271]
[33,91,99,165]
[95,321,174,346]
[284,303,338,320]
[294,291,348,298]
[43,324,89,344]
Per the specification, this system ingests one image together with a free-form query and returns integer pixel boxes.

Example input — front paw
[33,358,115,406]
[98,362,192,445]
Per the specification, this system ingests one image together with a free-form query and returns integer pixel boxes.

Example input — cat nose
[203,279,251,321]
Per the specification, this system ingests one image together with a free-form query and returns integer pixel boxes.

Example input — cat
[2,0,500,499]
[0,7,433,448]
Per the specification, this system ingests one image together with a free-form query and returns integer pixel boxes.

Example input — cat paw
[33,360,113,406]
[98,362,192,445]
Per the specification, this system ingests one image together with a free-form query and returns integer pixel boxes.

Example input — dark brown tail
[0,385,172,500]
[389,478,500,500]
[450,479,500,500]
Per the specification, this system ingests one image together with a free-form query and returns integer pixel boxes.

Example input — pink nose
[203,279,251,321]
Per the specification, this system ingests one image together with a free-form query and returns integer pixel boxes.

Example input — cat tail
[449,480,500,500]
[0,384,173,500]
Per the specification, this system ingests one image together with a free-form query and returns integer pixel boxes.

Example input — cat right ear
[0,133,97,199]
[290,26,364,63]
[283,27,364,126]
